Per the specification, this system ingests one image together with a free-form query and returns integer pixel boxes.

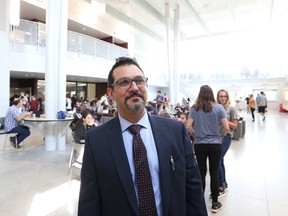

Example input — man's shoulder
[8,105,18,112]
[149,114,182,127]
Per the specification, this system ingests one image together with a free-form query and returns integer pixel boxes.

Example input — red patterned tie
[128,124,157,216]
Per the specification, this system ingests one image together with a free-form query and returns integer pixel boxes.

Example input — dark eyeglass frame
[110,76,148,89]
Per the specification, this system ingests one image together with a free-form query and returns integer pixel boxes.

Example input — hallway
[206,110,288,215]
[0,110,288,215]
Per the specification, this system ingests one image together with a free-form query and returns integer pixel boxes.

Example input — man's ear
[107,87,115,101]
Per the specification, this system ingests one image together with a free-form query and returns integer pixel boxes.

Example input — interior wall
[87,83,96,101]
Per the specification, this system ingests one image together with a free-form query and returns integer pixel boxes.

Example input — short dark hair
[107,57,144,87]
[12,99,21,106]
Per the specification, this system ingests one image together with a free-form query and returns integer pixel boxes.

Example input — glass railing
[10,19,128,60]
[9,19,168,87]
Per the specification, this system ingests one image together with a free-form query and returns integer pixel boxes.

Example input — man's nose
[129,80,139,90]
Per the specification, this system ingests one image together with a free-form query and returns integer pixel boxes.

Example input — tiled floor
[1,110,288,216]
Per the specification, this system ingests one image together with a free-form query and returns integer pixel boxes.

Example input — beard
[125,92,146,112]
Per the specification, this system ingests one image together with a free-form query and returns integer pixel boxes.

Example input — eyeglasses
[218,95,228,98]
[111,76,148,89]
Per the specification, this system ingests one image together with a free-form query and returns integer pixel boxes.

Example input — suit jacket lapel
[149,115,171,216]
[107,117,139,215]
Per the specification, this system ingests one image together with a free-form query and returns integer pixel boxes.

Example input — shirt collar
[118,111,149,133]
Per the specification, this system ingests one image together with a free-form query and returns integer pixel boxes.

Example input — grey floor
[1,110,288,216]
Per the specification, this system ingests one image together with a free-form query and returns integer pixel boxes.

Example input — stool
[0,131,20,151]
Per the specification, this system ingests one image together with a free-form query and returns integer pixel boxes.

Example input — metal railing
[10,19,128,60]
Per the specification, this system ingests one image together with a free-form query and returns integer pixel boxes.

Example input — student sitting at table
[72,111,101,144]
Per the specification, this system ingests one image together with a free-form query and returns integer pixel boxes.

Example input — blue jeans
[8,125,30,144]
[218,134,232,188]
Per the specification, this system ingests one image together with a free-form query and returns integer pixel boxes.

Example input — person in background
[154,90,164,104]
[28,95,40,116]
[186,98,192,110]
[179,112,195,148]
[78,57,207,216]
[245,95,250,114]
[174,102,183,118]
[163,92,168,103]
[249,94,256,122]
[257,91,267,121]
[151,103,161,115]
[216,89,238,195]
[158,105,171,118]
[66,95,72,111]
[187,85,229,213]
[256,94,260,105]
[102,104,110,114]
[71,94,77,111]
[20,92,28,111]
[73,100,82,114]
[72,111,100,144]
[4,98,32,148]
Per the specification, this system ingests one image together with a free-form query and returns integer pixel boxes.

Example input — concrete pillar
[174,4,180,104]
[45,0,68,151]
[165,3,174,104]
[0,0,11,117]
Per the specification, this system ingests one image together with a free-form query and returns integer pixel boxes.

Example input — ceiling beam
[182,0,210,34]
[105,4,164,41]
[227,0,236,24]
[133,0,165,24]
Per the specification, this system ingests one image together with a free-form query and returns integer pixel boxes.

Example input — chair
[69,132,85,181]
[100,114,114,124]
[0,117,20,151]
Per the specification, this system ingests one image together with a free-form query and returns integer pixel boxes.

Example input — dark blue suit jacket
[78,114,207,216]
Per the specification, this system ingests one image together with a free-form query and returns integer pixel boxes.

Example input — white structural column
[174,4,180,104]
[45,0,68,151]
[165,3,175,105]
[57,0,68,150]
[0,0,11,117]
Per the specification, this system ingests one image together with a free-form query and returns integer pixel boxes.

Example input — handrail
[10,19,128,60]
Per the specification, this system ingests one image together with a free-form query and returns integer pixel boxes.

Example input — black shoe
[209,189,226,199]
[9,136,21,149]
[252,119,255,122]
[10,136,15,142]
[263,117,265,121]
[211,202,222,213]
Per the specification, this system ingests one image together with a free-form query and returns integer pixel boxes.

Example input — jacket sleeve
[78,133,102,215]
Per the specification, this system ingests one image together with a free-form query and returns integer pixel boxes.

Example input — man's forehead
[113,64,143,79]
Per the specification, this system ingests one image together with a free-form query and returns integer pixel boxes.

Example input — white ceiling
[12,0,288,82]
[20,0,288,41]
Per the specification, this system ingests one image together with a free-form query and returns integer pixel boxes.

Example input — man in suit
[78,57,207,216]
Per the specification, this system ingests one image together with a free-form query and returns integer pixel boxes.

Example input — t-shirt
[188,103,226,144]
[224,105,238,136]
[29,100,39,111]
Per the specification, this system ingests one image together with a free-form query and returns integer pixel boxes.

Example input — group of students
[245,91,268,122]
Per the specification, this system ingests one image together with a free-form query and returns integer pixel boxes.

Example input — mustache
[125,92,144,101]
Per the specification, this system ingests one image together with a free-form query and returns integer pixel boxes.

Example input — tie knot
[128,124,141,137]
